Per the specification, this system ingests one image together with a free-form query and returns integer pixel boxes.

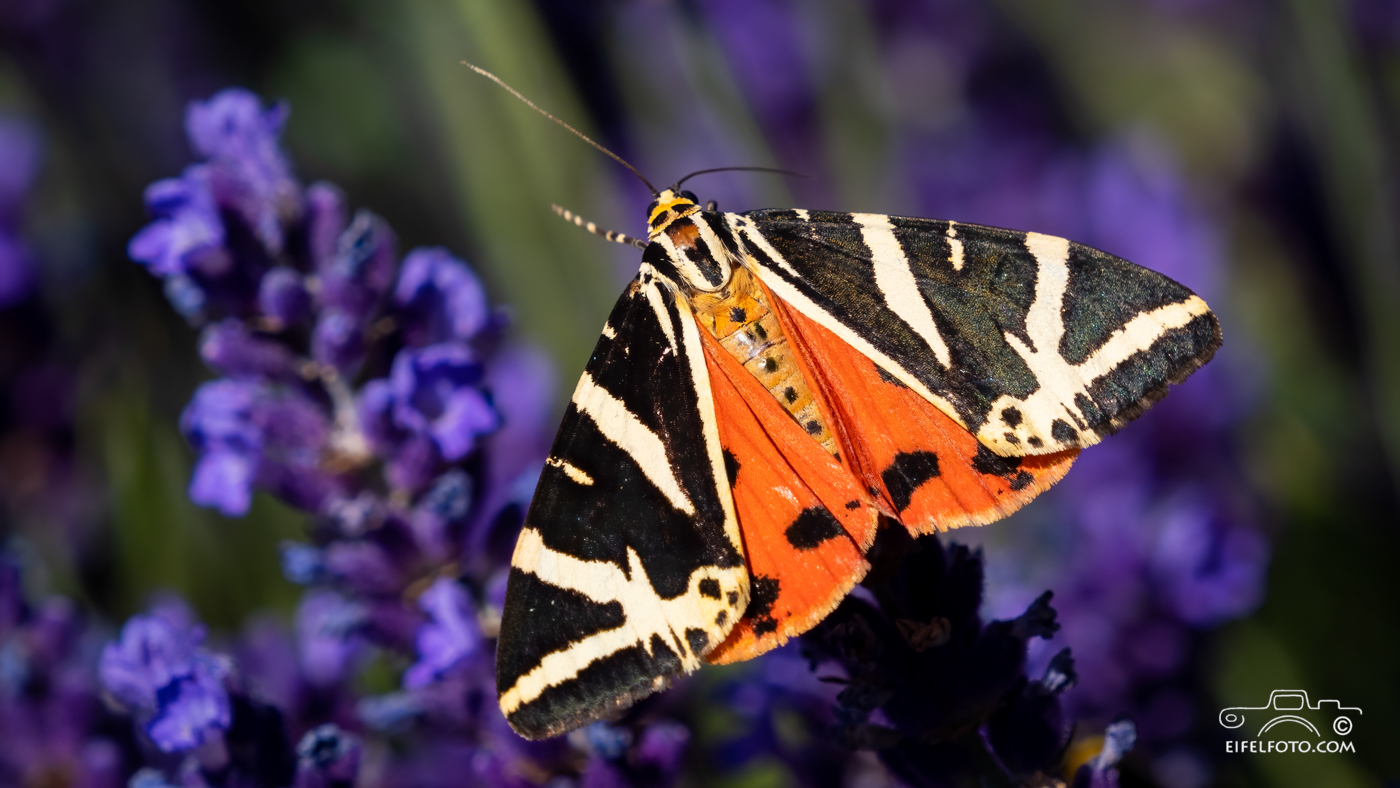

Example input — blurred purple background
[0,0,1396,786]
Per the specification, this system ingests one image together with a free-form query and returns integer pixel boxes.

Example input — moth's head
[646,188,701,236]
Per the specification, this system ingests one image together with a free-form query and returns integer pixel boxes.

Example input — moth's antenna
[461,61,657,195]
[675,166,809,188]
[553,205,647,250]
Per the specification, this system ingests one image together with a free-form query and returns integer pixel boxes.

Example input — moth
[467,65,1221,740]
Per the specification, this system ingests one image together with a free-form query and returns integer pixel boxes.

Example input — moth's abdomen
[691,267,840,458]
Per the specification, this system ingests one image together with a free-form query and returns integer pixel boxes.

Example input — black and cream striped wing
[728,210,1220,457]
[495,266,748,740]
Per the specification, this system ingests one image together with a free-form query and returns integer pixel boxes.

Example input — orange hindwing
[699,325,878,664]
[772,294,1080,536]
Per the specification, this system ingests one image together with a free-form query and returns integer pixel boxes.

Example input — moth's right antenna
[462,61,658,196]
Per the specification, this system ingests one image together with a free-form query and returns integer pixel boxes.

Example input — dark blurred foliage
[0,0,1397,786]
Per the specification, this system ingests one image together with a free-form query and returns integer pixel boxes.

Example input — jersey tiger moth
[467,66,1221,741]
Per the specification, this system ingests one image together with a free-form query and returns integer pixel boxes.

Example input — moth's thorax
[691,266,840,458]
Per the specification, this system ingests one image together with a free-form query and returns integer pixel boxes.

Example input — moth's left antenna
[461,61,657,196]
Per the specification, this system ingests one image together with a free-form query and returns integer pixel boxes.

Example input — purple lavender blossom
[99,600,231,753]
[360,343,500,492]
[313,209,398,374]
[394,247,491,347]
[127,166,225,283]
[404,577,480,689]
[293,590,366,689]
[180,379,339,516]
[0,574,124,788]
[259,266,313,329]
[184,88,300,253]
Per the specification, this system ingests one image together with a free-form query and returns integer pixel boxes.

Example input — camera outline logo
[1219,689,1361,737]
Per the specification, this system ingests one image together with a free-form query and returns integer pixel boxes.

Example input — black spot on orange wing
[971,444,1021,477]
[882,451,941,512]
[773,296,1080,536]
[723,448,740,488]
[785,507,845,549]
[747,576,779,615]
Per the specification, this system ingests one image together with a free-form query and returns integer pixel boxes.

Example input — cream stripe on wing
[726,214,802,279]
[639,267,678,355]
[947,222,965,271]
[855,213,953,369]
[501,529,739,715]
[572,369,694,515]
[547,457,594,486]
[673,294,744,557]
[736,222,967,429]
[1077,296,1212,382]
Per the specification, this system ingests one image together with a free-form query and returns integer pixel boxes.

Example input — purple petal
[312,309,365,374]
[403,578,479,689]
[357,379,399,452]
[394,247,489,345]
[144,669,231,753]
[385,435,440,493]
[180,379,260,453]
[129,167,224,277]
[189,451,255,516]
[305,181,347,268]
[199,319,300,381]
[430,386,498,461]
[295,590,365,688]
[258,267,312,328]
[98,608,208,712]
[185,88,299,253]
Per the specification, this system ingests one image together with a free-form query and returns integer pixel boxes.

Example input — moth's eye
[645,200,659,216]
[680,190,699,204]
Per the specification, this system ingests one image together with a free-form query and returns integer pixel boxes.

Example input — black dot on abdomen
[784,386,798,403]
[805,420,822,435]
[729,306,747,323]
[763,356,779,373]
